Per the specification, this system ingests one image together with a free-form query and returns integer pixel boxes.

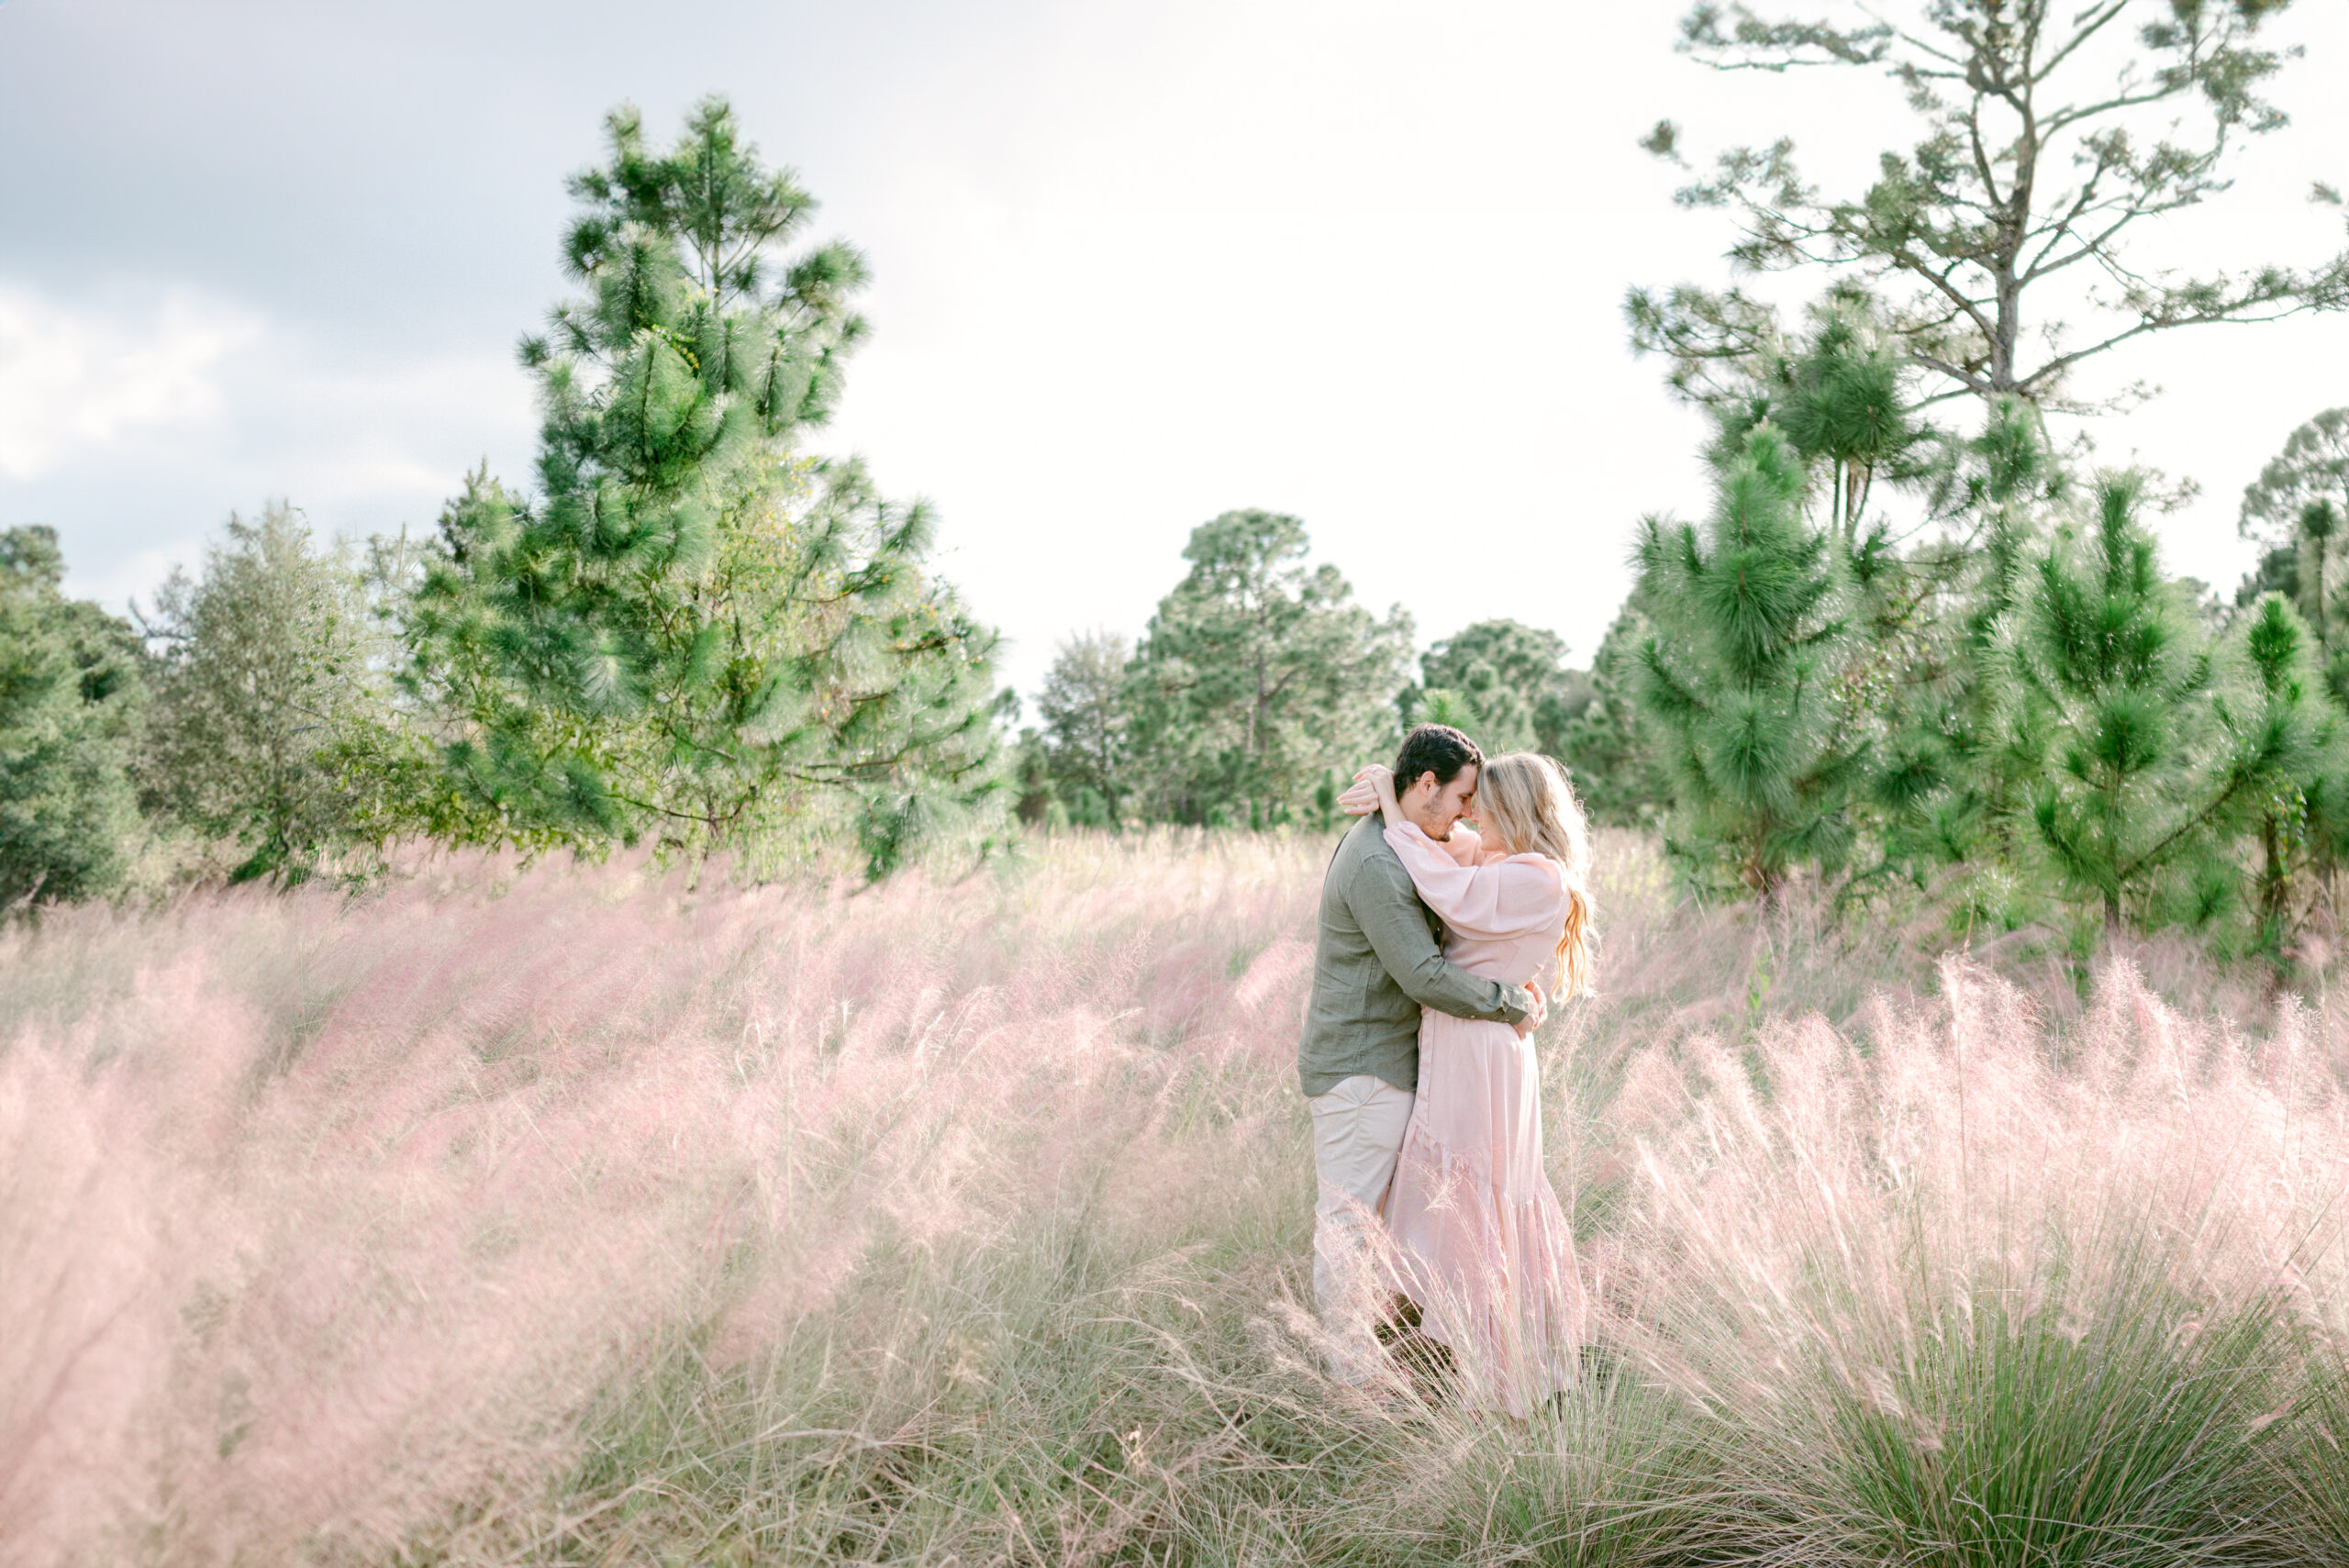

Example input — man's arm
[1350,848,1533,1025]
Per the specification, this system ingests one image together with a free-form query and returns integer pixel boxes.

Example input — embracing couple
[1297,723,1595,1416]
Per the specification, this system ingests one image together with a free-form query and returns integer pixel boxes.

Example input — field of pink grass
[9,830,2349,1565]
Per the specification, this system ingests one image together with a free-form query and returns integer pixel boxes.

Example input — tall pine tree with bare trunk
[1631,0,2349,416]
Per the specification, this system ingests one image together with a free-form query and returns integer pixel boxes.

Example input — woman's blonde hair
[1473,752,1597,1001]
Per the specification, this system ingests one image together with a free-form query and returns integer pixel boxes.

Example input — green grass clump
[1807,1271,2297,1564]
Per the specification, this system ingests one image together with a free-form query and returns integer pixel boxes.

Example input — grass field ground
[9,831,2349,1565]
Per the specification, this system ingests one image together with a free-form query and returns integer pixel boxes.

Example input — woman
[1345,751,1595,1415]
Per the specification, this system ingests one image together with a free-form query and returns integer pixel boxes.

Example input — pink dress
[1379,820,1585,1414]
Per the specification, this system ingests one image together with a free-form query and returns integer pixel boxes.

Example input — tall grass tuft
[6,831,2349,1563]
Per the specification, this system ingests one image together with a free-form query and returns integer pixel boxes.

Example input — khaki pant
[1307,1073,1416,1383]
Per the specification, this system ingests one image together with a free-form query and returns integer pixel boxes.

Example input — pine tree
[0,527,144,906]
[1868,396,2067,889]
[1008,725,1063,827]
[2004,474,2224,930]
[1632,1,2349,413]
[1411,686,1484,737]
[1635,422,1866,896]
[2242,409,2349,554]
[2297,501,2340,656]
[406,100,1001,873]
[1617,2,2349,927]
[1772,304,1931,546]
[1666,289,1938,546]
[1123,510,1409,828]
[2208,594,2339,946]
[1631,298,1950,862]
[2239,411,2349,696]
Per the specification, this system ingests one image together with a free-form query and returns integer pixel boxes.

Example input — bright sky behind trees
[3,0,2346,700]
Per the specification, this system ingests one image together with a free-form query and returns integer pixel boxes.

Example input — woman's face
[1467,793,1518,856]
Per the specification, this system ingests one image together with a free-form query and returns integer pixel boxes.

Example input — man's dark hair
[1394,724,1482,795]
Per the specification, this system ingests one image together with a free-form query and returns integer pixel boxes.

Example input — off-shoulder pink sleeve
[1383,820,1564,940]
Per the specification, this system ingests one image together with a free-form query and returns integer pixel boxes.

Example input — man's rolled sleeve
[1350,854,1531,1024]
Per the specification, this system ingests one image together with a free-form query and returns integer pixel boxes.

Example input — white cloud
[6,0,2346,683]
[0,286,258,480]
[0,279,537,610]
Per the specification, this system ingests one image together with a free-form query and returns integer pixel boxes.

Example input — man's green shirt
[1296,812,1532,1098]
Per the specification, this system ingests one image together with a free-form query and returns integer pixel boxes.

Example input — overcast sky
[5,0,2347,702]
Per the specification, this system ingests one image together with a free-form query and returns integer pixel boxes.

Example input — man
[1297,723,1544,1382]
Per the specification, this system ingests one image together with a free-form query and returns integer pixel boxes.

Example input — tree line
[12,1,2349,958]
[1011,521,1598,835]
[1018,0,2349,968]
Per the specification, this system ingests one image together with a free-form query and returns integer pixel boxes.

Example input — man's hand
[1512,980,1548,1040]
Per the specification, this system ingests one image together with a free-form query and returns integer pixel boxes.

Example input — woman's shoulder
[1497,851,1565,887]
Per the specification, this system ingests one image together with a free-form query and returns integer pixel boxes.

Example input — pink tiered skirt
[1381,1009,1584,1415]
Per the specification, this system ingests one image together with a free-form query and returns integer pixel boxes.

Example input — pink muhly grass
[0,832,1324,1565]
[1573,952,2349,1561]
[7,827,2349,1564]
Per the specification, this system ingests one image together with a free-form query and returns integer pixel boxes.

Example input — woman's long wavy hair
[1473,751,1597,1001]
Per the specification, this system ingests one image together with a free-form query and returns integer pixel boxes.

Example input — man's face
[1402,763,1478,840]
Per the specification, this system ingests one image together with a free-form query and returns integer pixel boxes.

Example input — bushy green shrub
[0,526,145,907]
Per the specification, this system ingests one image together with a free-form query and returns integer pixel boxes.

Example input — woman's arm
[1347,851,1540,1029]
[1354,763,1475,863]
[1386,823,1563,939]
[1372,784,1564,940]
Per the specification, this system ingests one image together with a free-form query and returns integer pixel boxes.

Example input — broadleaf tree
[136,502,382,883]
[1405,618,1586,758]
[1558,603,1669,826]
[1032,629,1131,827]
[0,527,145,907]
[1124,510,1410,828]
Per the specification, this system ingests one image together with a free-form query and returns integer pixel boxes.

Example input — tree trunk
[2314,545,2328,651]
[2262,813,2289,927]
[1748,835,1781,907]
